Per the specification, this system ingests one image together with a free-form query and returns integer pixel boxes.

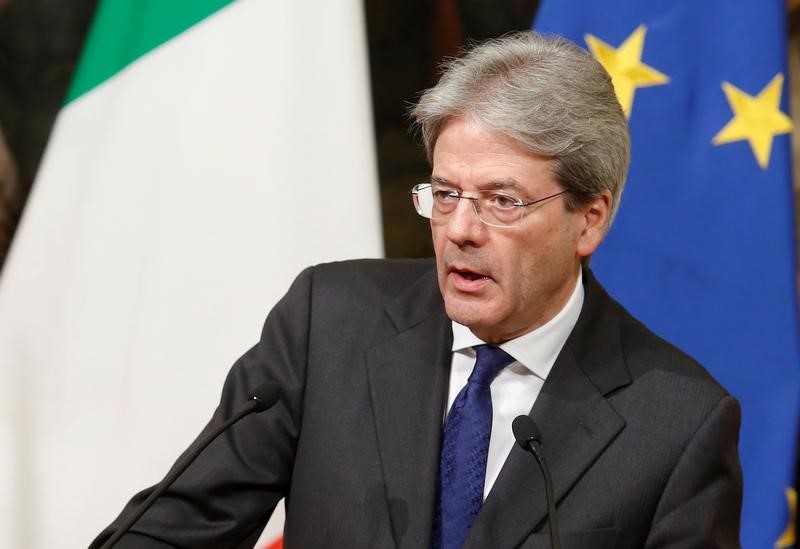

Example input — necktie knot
[469,344,515,386]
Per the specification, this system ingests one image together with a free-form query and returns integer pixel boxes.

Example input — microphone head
[250,382,281,412]
[512,415,542,450]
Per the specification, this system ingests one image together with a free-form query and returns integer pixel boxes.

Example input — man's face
[430,117,609,343]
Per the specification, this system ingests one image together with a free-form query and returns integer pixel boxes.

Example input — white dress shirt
[446,270,584,499]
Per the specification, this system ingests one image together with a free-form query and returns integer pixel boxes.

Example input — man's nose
[444,196,487,245]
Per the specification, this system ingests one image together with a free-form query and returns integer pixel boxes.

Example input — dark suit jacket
[92,258,742,548]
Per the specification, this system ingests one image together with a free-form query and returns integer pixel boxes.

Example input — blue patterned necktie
[431,344,515,549]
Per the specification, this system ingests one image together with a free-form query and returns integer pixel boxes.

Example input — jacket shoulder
[303,257,436,303]
[310,257,435,282]
[616,299,729,399]
[582,269,730,401]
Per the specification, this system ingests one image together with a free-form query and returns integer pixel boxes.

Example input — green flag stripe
[66,0,235,103]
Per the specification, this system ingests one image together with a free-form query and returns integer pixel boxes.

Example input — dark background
[0,0,99,264]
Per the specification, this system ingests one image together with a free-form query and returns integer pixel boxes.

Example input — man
[93,31,742,548]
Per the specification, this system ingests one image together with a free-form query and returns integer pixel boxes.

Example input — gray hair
[411,31,630,228]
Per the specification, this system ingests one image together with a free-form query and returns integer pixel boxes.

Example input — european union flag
[535,1,800,546]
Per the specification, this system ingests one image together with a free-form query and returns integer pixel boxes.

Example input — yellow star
[712,73,793,170]
[775,487,797,548]
[585,25,669,118]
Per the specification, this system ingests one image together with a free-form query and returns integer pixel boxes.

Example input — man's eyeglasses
[410,183,569,228]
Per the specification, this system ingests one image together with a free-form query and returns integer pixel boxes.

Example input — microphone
[100,383,281,549]
[512,415,561,549]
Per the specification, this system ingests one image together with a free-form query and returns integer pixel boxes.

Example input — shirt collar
[450,269,584,380]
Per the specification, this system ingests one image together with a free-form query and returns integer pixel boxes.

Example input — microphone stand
[100,385,279,548]
[512,415,561,549]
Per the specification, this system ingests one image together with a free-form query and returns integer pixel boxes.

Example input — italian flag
[0,1,381,547]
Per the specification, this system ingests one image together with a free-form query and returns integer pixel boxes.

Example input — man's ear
[576,190,612,258]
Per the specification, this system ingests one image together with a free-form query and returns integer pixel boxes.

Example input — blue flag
[535,1,800,546]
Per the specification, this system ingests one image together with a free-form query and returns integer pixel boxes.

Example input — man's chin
[444,298,495,330]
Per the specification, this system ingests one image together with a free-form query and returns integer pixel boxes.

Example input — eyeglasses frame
[410,183,570,228]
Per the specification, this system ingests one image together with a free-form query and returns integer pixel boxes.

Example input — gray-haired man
[94,31,742,549]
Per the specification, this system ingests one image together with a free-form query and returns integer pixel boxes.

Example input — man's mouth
[455,269,487,281]
[448,265,491,290]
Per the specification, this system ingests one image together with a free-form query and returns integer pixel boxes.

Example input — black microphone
[512,415,561,549]
[100,383,281,549]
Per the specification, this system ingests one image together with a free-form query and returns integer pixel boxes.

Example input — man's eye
[491,194,519,209]
[434,190,459,203]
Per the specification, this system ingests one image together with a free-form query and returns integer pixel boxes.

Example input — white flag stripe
[0,0,381,547]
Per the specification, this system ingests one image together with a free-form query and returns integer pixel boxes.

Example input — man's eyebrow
[430,176,522,188]
[430,175,451,185]
[484,178,521,189]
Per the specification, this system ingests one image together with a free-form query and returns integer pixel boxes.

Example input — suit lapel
[465,270,632,549]
[365,268,452,549]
